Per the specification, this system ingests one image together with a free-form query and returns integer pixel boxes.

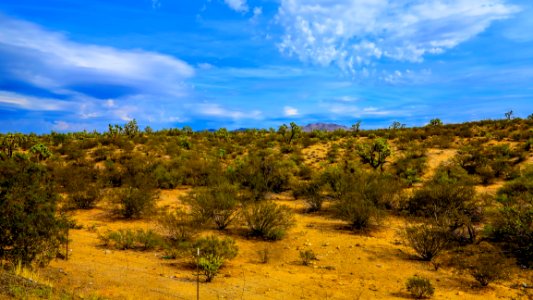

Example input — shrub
[470,253,509,286]
[405,225,449,261]
[406,276,434,299]
[69,187,100,210]
[335,196,378,230]
[294,180,324,212]
[158,210,197,242]
[185,182,240,230]
[193,236,238,282]
[235,150,295,200]
[487,167,533,267]
[393,149,427,186]
[198,254,224,282]
[115,187,158,219]
[299,249,317,266]
[98,229,162,251]
[243,201,294,240]
[193,235,238,260]
[0,158,67,266]
[407,177,479,243]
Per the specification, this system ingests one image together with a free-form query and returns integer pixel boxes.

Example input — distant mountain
[302,123,349,132]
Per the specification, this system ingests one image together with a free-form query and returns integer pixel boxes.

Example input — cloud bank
[276,0,520,72]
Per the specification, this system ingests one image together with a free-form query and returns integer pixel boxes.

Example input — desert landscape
[1,1,532,299]
[1,118,532,299]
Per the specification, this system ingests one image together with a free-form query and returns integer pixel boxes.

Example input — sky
[0,0,532,133]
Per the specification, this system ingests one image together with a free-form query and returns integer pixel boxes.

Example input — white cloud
[276,0,520,72]
[224,0,249,13]
[198,103,262,120]
[0,91,73,111]
[284,106,299,116]
[253,7,263,17]
[328,103,398,117]
[0,15,194,96]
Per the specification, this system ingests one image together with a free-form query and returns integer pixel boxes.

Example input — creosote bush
[487,166,533,267]
[114,187,158,219]
[405,225,448,261]
[193,236,238,282]
[243,201,294,240]
[185,182,240,229]
[406,276,434,299]
[158,209,197,242]
[98,229,163,251]
[463,243,510,287]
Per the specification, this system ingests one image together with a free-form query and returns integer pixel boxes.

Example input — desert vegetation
[0,116,532,299]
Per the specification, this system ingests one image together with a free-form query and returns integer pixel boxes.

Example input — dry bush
[405,224,449,261]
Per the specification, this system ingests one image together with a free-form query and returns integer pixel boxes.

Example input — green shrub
[407,177,479,243]
[193,236,238,282]
[0,158,67,267]
[406,276,434,299]
[294,180,324,212]
[69,187,100,209]
[335,196,378,230]
[198,254,224,282]
[393,149,427,186]
[185,182,240,230]
[193,236,238,260]
[487,168,533,267]
[98,229,162,250]
[243,201,294,240]
[115,187,158,219]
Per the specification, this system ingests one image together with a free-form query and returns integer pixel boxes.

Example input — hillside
[0,118,532,299]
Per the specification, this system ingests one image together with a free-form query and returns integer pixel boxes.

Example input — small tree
[504,110,513,120]
[356,138,391,172]
[428,118,443,127]
[288,122,302,145]
[351,120,362,133]
[29,143,52,162]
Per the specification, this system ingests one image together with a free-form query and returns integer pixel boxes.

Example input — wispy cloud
[197,103,262,120]
[0,91,74,111]
[224,0,249,13]
[276,0,520,73]
[0,15,194,97]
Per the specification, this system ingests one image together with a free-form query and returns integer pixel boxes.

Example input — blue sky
[0,0,532,132]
